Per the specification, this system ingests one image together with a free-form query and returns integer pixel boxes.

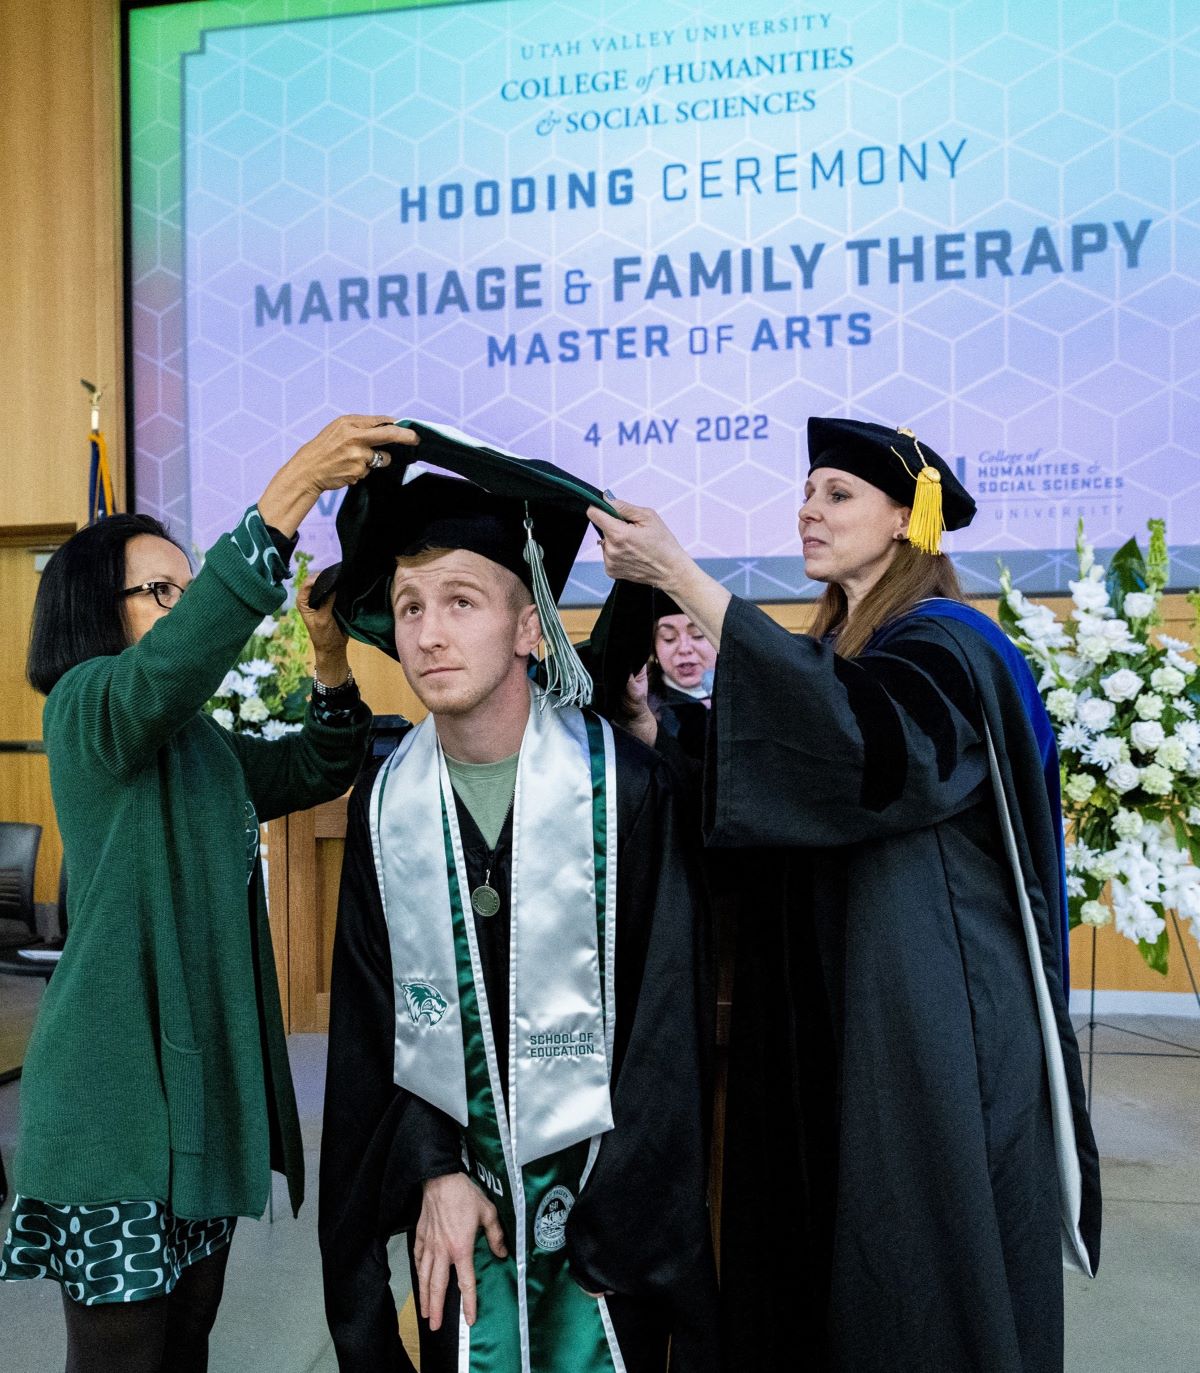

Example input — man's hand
[413,1173,508,1331]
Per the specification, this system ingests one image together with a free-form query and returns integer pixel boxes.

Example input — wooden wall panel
[0,0,124,529]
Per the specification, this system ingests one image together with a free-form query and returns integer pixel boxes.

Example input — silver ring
[368,449,386,469]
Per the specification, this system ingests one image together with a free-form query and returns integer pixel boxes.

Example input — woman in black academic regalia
[588,416,1100,1373]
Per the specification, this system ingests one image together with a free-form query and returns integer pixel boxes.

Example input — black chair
[0,822,42,952]
[0,860,67,1206]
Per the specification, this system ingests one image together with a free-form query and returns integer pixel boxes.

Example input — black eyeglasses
[120,580,186,611]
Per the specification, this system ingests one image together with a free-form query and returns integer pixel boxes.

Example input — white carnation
[1151,665,1186,695]
[1154,738,1188,771]
[1122,592,1156,619]
[1106,762,1141,795]
[1077,697,1117,731]
[239,695,270,723]
[1139,763,1173,795]
[1046,689,1078,723]
[1087,850,1121,882]
[1101,668,1142,703]
[1077,635,1114,664]
[1064,773,1097,805]
[1130,721,1165,753]
[1112,808,1145,840]
[1134,693,1165,720]
[212,708,235,730]
[1080,899,1111,927]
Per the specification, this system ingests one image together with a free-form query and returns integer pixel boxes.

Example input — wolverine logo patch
[400,982,449,1026]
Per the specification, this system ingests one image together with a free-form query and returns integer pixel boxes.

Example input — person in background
[589,416,1100,1373]
[641,595,716,761]
[0,416,415,1373]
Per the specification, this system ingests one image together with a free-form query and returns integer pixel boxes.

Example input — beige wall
[0,0,1197,995]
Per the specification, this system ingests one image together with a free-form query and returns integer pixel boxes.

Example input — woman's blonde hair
[808,540,965,658]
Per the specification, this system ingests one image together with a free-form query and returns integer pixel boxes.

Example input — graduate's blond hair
[808,540,964,659]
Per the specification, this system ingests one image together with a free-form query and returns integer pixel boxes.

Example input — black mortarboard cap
[313,421,618,706]
[806,416,975,552]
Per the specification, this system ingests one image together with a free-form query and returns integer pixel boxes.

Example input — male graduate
[316,425,717,1373]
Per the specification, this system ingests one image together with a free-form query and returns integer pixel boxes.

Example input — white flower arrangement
[999,520,1200,973]
[204,554,313,741]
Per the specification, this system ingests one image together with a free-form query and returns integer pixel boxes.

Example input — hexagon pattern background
[129,0,1200,600]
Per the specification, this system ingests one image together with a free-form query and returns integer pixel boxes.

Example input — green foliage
[1104,535,1147,617]
[203,553,314,737]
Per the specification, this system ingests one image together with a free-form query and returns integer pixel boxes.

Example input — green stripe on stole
[441,716,620,1372]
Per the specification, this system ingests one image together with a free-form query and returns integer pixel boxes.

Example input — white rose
[1112,808,1145,839]
[1122,592,1155,619]
[1046,689,1078,722]
[1151,665,1185,695]
[1077,698,1117,731]
[239,695,270,723]
[1134,693,1165,720]
[1064,773,1097,805]
[1130,721,1165,753]
[1101,668,1142,702]
[212,707,235,730]
[1106,762,1141,795]
[1155,738,1188,771]
[1139,763,1173,795]
[1080,899,1111,927]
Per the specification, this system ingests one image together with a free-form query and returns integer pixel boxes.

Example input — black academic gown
[709,598,1101,1373]
[319,723,718,1373]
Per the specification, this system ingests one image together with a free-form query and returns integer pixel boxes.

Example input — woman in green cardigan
[0,415,417,1372]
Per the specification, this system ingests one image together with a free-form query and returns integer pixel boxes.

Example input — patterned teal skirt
[0,1195,235,1305]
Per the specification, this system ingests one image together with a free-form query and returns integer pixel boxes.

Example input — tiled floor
[1,993,1197,1371]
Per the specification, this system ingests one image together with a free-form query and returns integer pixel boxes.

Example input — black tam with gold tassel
[806,416,976,554]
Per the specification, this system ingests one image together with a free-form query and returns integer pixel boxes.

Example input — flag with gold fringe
[83,379,115,523]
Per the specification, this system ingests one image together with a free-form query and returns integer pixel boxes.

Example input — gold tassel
[892,428,944,556]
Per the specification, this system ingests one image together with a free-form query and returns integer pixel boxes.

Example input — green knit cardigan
[14,523,370,1220]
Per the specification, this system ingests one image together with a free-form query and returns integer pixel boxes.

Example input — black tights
[61,1240,232,1373]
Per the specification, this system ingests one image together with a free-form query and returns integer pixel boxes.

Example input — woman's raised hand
[586,498,691,589]
[259,416,418,536]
